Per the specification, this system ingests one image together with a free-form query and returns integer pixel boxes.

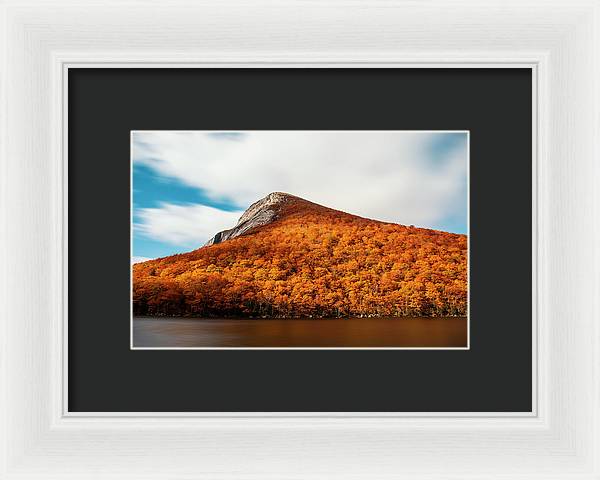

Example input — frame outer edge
[2,1,600,478]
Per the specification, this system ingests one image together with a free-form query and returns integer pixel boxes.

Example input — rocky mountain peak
[204,192,293,246]
[235,192,292,226]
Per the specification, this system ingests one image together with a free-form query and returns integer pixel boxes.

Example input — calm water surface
[133,316,467,348]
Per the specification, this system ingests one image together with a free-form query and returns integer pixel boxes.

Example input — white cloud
[133,131,468,242]
[135,203,243,247]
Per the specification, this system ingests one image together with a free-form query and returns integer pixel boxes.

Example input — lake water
[133,316,467,348]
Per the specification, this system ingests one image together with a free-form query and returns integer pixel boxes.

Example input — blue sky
[132,131,468,262]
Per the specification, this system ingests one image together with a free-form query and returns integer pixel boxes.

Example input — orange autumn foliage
[133,197,467,318]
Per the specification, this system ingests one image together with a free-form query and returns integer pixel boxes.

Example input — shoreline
[133,315,468,320]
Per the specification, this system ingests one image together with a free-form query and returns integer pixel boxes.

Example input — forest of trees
[132,197,468,318]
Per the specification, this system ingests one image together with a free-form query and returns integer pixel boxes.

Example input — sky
[132,131,468,262]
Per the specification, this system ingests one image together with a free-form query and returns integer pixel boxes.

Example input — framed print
[2,1,599,479]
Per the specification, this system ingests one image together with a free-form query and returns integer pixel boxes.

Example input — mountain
[133,193,468,318]
[204,192,292,246]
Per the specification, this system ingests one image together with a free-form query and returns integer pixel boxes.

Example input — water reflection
[133,316,468,348]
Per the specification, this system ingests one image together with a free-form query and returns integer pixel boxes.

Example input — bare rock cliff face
[204,192,292,246]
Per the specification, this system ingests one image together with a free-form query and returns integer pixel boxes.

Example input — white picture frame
[1,0,598,478]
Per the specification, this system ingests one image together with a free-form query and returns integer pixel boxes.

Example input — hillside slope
[133,193,467,318]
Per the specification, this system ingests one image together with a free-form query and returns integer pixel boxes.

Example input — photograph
[131,130,469,349]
